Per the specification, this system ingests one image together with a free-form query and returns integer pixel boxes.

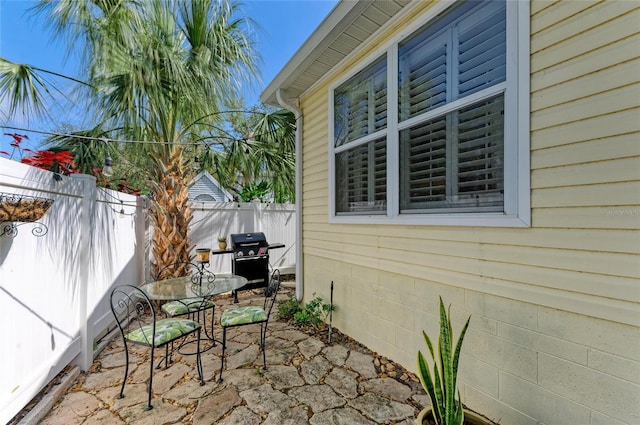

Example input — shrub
[277,294,301,320]
[277,293,335,329]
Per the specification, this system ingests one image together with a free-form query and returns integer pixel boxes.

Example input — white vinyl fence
[0,158,297,423]
[187,200,296,277]
[0,158,145,424]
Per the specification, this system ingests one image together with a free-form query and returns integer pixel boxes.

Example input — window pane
[398,40,447,121]
[457,95,504,207]
[336,138,387,214]
[334,56,387,147]
[398,0,506,121]
[458,3,506,98]
[400,94,504,212]
[399,116,447,209]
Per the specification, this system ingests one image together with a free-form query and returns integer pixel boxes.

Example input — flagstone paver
[360,377,413,401]
[40,391,101,425]
[240,383,298,414]
[265,343,299,364]
[346,350,378,379]
[33,288,426,425]
[262,405,310,425]
[289,384,346,412]
[297,336,325,358]
[120,401,187,425]
[272,328,310,342]
[324,366,360,399]
[349,392,416,423]
[163,379,217,404]
[192,386,242,425]
[300,355,332,384]
[82,367,128,390]
[96,383,148,409]
[309,406,376,425]
[152,362,193,394]
[218,368,265,392]
[83,409,124,425]
[217,406,262,425]
[225,343,260,370]
[264,364,305,389]
[323,343,349,366]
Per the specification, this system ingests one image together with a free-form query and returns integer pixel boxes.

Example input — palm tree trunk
[149,147,194,280]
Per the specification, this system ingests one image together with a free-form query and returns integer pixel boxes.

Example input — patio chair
[110,284,204,410]
[155,261,217,343]
[218,269,281,382]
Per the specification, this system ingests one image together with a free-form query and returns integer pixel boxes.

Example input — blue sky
[0,0,337,152]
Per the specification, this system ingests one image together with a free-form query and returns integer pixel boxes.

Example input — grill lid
[230,232,268,249]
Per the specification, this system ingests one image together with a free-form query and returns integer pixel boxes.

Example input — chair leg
[260,323,267,369]
[200,306,216,345]
[196,329,205,386]
[209,306,216,346]
[118,341,130,399]
[146,346,155,410]
[218,327,227,383]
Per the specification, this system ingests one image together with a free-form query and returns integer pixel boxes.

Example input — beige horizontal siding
[531,34,639,93]
[531,57,639,111]
[531,5,638,72]
[532,134,638,169]
[532,206,639,230]
[531,0,598,34]
[305,223,639,254]
[531,1,636,55]
[296,0,639,334]
[532,83,638,130]
[532,182,640,207]
[304,228,638,281]
[532,157,640,188]
[530,108,639,150]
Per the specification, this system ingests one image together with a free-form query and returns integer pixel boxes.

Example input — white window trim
[328,0,530,227]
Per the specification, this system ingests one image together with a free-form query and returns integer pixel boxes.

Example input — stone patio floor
[35,287,429,424]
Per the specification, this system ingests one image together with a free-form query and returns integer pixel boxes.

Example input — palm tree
[203,105,296,203]
[2,0,261,277]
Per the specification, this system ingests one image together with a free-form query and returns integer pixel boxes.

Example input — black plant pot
[415,407,492,425]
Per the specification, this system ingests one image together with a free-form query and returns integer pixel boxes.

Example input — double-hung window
[329,0,529,226]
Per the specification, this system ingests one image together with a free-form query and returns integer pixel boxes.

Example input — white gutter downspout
[276,88,304,302]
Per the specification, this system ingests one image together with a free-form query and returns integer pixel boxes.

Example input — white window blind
[334,56,387,147]
[398,0,506,213]
[336,137,387,214]
[333,55,388,214]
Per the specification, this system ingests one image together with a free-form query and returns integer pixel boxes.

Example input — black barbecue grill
[230,232,284,302]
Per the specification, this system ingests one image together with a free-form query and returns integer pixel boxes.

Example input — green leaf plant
[417,297,471,425]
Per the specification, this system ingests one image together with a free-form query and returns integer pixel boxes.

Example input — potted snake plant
[416,297,489,425]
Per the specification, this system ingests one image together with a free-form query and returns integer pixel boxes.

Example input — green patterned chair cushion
[161,297,214,316]
[126,318,200,347]
[220,306,267,327]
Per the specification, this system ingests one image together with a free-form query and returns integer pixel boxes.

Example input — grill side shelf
[211,249,234,256]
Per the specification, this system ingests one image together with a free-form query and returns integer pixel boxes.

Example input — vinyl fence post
[71,173,96,371]
[252,199,262,232]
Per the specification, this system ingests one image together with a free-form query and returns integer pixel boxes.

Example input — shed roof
[260,0,410,106]
[188,171,233,202]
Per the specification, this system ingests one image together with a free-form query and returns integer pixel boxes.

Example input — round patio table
[139,274,248,355]
[140,273,247,300]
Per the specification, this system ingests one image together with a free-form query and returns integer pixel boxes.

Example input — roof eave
[260,0,374,106]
